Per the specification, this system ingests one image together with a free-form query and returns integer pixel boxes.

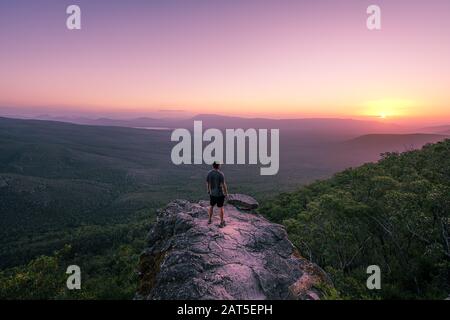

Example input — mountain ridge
[2,114,402,134]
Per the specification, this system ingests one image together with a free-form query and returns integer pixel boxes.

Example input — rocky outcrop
[136,195,331,300]
[226,194,259,211]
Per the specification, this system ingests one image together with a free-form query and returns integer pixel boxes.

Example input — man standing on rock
[206,161,229,228]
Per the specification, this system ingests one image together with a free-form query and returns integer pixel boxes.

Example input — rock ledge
[136,196,331,300]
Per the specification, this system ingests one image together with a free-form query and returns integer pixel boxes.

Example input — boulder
[226,193,259,210]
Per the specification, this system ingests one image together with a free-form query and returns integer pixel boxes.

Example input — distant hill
[189,114,404,137]
[419,124,450,134]
[34,115,177,129]
[318,133,449,168]
[344,133,448,151]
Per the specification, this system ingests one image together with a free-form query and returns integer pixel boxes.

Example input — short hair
[213,161,220,169]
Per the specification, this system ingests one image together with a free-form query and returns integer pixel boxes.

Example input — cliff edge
[136,194,331,300]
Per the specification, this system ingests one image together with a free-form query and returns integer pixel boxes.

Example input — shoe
[219,221,226,228]
[208,219,212,225]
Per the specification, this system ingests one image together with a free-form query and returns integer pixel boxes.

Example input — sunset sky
[1,0,450,123]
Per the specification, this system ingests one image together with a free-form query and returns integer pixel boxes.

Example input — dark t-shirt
[206,170,225,197]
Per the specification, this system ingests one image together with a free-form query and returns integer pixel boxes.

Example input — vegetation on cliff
[262,140,450,299]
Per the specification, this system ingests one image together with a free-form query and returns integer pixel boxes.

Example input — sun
[360,99,416,120]
[378,112,387,119]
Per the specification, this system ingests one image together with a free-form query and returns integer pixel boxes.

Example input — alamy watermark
[366,265,381,290]
[66,265,81,290]
[367,5,381,30]
[170,121,279,175]
[66,5,81,30]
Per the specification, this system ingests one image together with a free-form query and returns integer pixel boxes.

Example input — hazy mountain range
[419,124,450,135]
[7,111,448,134]
[32,113,450,135]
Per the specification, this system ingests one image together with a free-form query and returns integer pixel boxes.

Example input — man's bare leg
[220,207,225,224]
[208,206,213,224]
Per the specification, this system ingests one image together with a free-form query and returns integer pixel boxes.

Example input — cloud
[157,109,186,113]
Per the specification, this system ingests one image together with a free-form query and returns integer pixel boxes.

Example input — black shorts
[210,195,225,208]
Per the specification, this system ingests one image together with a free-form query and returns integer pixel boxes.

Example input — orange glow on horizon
[359,99,419,119]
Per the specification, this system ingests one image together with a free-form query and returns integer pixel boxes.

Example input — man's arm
[222,181,229,197]
[220,173,228,196]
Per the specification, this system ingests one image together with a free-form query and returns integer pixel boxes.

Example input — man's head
[213,161,220,170]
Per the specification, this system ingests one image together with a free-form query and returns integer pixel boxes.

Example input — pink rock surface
[137,197,330,300]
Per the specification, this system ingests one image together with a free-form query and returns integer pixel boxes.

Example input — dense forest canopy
[262,139,450,299]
